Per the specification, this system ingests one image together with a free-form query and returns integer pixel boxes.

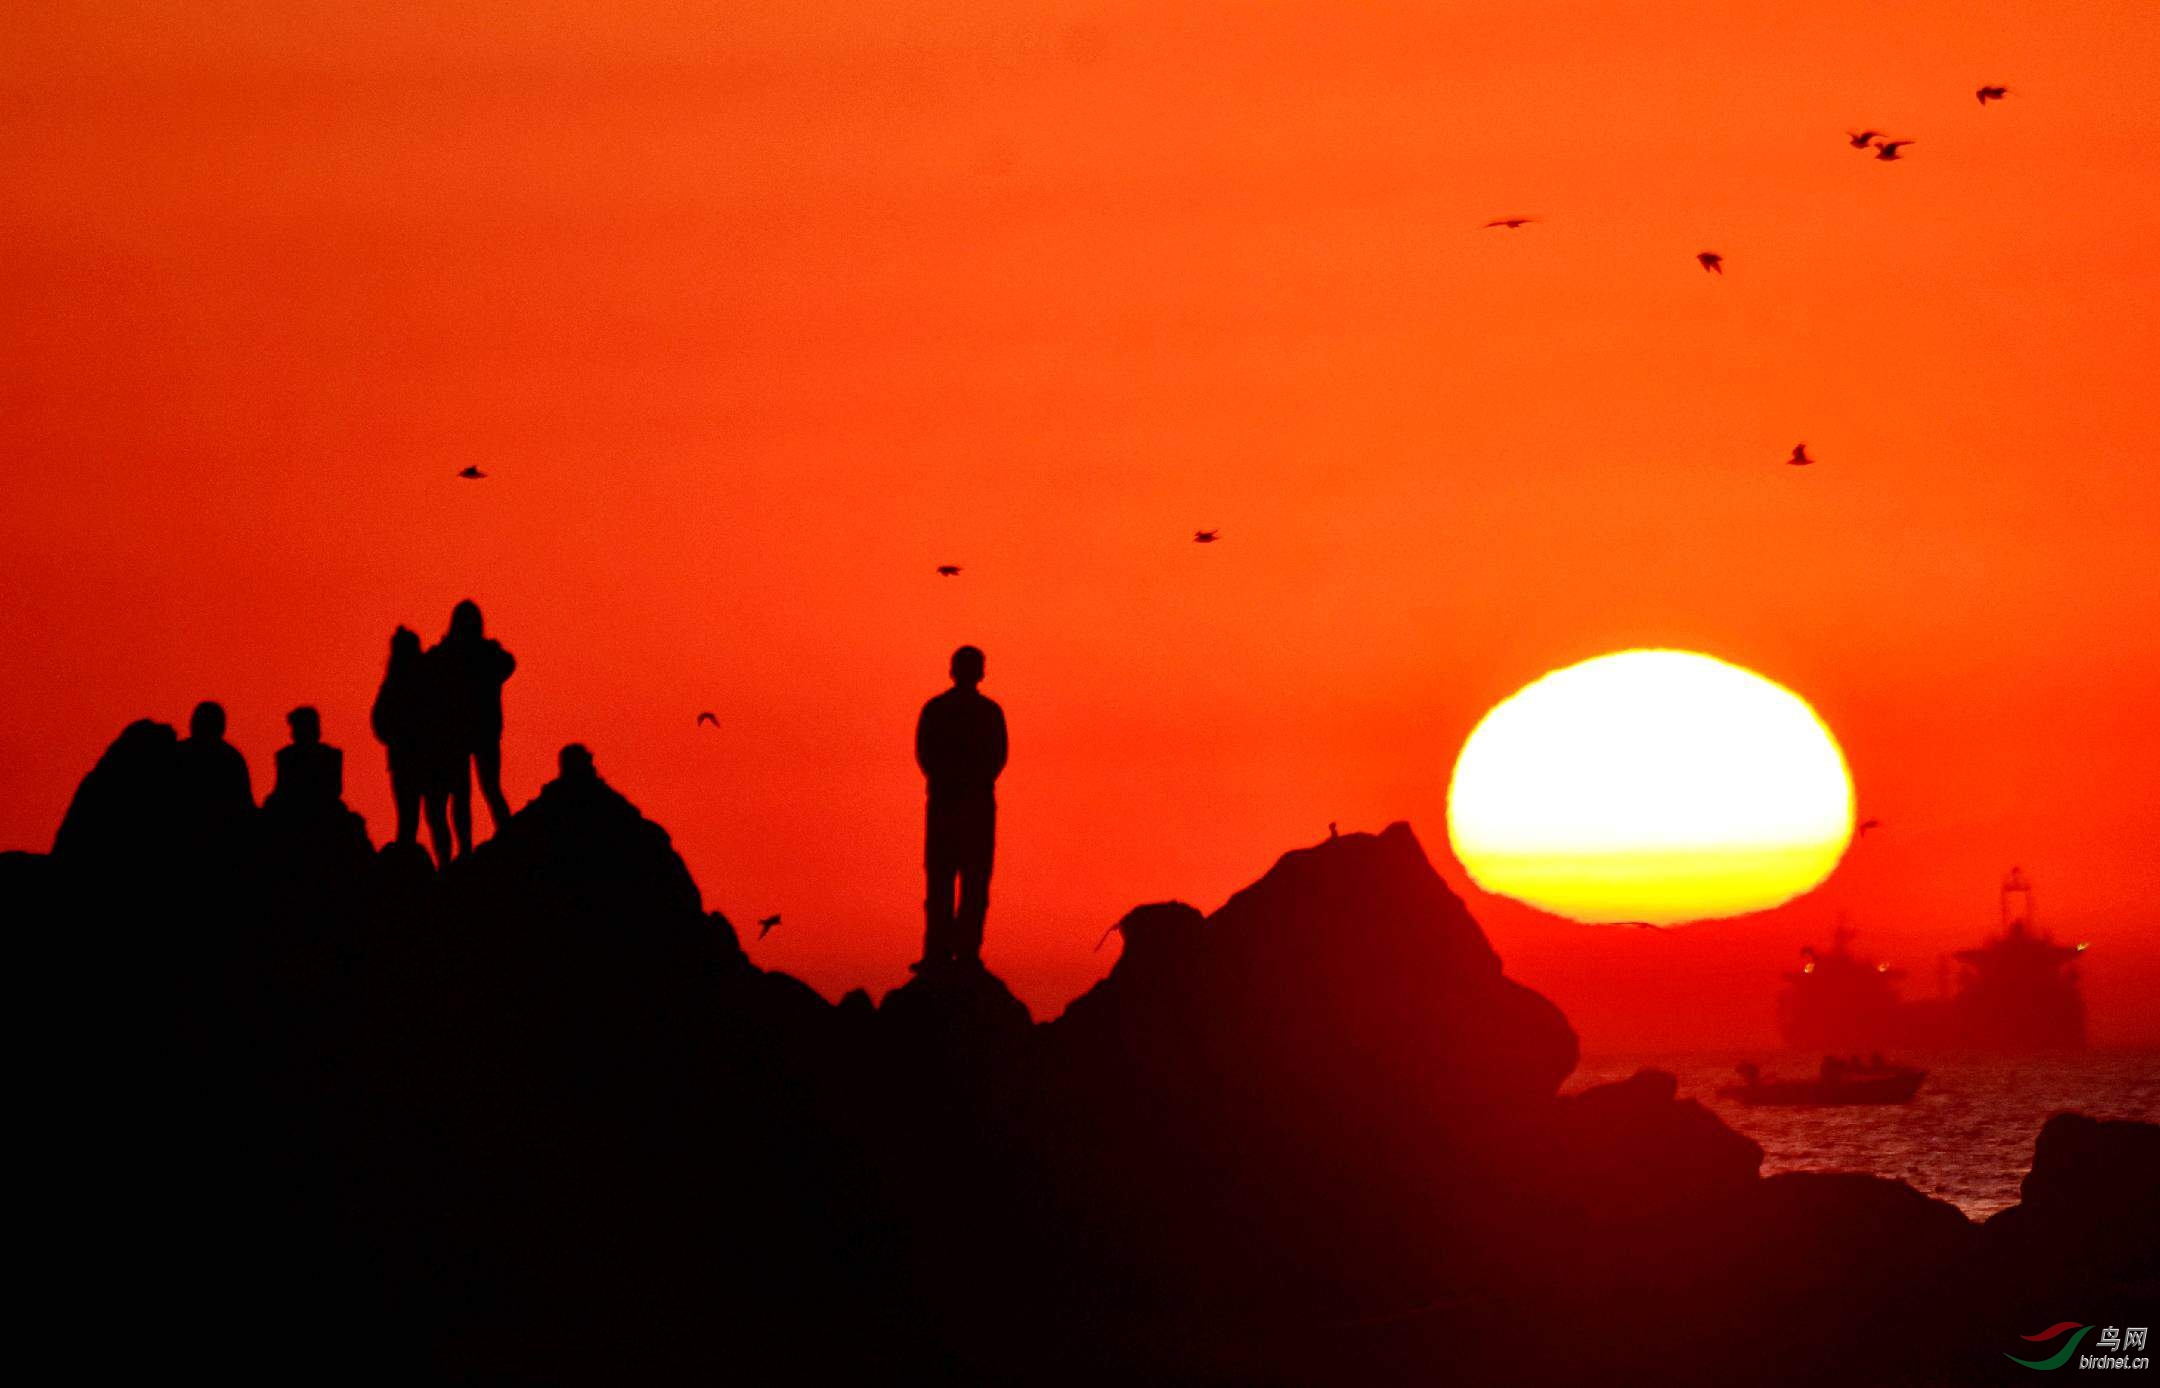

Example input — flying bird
[1787,443,1815,467]
[1857,818,1882,835]
[1975,85,2009,106]
[1872,139,1915,161]
[756,914,782,939]
[696,712,718,728]
[1482,217,1537,230]
[1846,130,1883,149]
[1193,529,1219,544]
[457,466,487,479]
[935,565,962,577]
[1697,251,1724,275]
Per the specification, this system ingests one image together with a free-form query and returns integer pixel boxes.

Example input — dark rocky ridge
[11,724,2155,1384]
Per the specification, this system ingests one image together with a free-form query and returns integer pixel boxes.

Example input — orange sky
[5,1,2156,1047]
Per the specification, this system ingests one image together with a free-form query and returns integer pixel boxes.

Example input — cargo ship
[1776,868,2088,1052]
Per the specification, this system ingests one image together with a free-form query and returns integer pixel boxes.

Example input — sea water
[1565,1050,2160,1219]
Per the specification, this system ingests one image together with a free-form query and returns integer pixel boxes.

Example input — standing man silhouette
[915,645,1007,974]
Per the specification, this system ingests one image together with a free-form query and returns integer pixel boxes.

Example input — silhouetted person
[175,701,255,839]
[914,645,1007,973]
[557,740,598,786]
[259,706,373,872]
[524,742,637,821]
[430,600,516,857]
[53,718,182,867]
[265,706,343,816]
[372,626,455,863]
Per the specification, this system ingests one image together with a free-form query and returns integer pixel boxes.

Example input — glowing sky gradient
[4,2,2156,1045]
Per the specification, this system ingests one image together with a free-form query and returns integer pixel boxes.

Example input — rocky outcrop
[1988,1113,2160,1282]
[880,964,1034,1041]
[1049,824,1577,1116]
[1540,1067,1764,1225]
[1973,1113,2160,1358]
[12,733,2154,1386]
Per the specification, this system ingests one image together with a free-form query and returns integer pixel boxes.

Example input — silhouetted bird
[696,712,719,728]
[1328,822,1339,839]
[757,913,782,939]
[1873,140,1915,161]
[1846,129,1883,149]
[1976,85,2009,106]
[1483,217,1536,230]
[936,565,962,577]
[1788,443,1815,467]
[457,466,487,479]
[1857,818,1882,835]
[1697,252,1724,274]
[1193,529,1219,544]
[914,645,1007,974]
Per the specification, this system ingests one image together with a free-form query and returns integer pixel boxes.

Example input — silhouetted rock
[1984,1112,2160,1284]
[880,962,1034,1042]
[1053,824,1578,1118]
[447,743,704,954]
[1708,1173,1978,1381]
[1542,1067,1764,1225]
[1050,901,1208,1055]
[15,732,2135,1387]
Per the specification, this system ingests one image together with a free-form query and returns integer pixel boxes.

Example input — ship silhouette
[1778,869,2088,1051]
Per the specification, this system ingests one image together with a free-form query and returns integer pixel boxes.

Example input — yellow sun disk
[1446,650,1854,924]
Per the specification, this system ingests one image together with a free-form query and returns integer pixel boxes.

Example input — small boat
[1715,1059,1926,1107]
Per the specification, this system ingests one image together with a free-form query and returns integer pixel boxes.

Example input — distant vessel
[1718,1058,1926,1107]
[1776,869,2088,1051]
[1778,923,1905,1051]
[1945,869,2088,1049]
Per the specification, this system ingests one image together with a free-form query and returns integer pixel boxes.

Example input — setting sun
[1447,650,1854,925]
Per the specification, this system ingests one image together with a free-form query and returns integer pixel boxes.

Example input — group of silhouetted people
[62,610,1015,969]
[371,600,517,867]
[184,699,355,824]
[56,695,363,868]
